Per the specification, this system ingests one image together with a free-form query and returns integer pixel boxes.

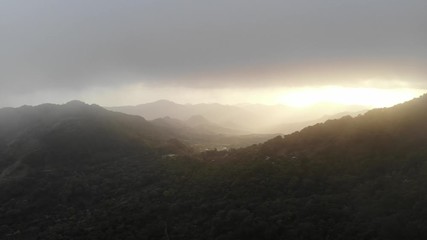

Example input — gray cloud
[1,0,427,95]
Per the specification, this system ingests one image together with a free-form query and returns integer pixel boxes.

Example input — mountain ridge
[1,95,427,239]
[107,100,367,134]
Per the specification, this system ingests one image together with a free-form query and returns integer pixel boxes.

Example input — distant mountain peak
[152,99,176,105]
[65,100,88,106]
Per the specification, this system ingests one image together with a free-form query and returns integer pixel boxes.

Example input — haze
[1,0,426,109]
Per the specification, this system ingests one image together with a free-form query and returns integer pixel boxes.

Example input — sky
[1,0,426,108]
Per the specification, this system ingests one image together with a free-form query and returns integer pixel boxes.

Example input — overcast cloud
[1,0,426,106]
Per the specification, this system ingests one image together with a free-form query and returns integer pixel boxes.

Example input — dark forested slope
[2,95,427,239]
[0,101,193,239]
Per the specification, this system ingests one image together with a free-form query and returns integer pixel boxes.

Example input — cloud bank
[1,0,426,105]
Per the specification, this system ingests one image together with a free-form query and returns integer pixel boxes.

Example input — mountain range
[1,95,427,239]
[108,100,366,134]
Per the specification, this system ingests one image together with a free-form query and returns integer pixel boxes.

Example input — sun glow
[279,86,425,108]
[73,81,425,111]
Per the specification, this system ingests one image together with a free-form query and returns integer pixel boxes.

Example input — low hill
[0,101,192,182]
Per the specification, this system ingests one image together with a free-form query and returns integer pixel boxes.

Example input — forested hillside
[2,95,427,239]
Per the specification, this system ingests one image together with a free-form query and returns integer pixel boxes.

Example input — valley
[1,95,427,239]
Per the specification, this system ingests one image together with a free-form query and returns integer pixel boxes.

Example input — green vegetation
[2,95,427,239]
